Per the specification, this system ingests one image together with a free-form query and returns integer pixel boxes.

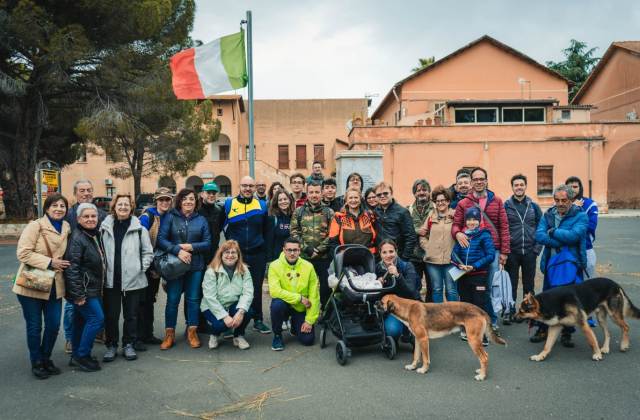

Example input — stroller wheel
[383,336,397,360]
[336,340,349,366]
[320,328,327,349]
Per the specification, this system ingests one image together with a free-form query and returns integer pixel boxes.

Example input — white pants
[585,248,597,278]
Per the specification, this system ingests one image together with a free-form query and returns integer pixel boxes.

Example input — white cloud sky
[192,0,640,110]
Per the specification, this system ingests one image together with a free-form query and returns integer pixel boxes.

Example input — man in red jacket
[451,167,510,330]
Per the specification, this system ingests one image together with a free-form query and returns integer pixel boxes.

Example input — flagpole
[245,10,255,178]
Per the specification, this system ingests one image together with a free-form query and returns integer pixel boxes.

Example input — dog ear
[523,293,533,303]
[387,301,395,313]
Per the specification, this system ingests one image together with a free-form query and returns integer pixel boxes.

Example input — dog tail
[485,315,507,346]
[621,289,640,319]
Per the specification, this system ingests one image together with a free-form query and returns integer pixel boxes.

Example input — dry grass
[155,355,250,364]
[260,348,312,374]
[168,387,287,420]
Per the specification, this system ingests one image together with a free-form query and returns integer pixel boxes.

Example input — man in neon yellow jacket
[268,237,320,351]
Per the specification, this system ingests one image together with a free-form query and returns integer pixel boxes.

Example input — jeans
[426,263,459,303]
[244,248,267,321]
[137,272,161,340]
[505,252,537,304]
[103,287,142,346]
[165,271,203,329]
[411,260,431,302]
[311,259,331,309]
[71,297,105,358]
[63,300,74,341]
[270,299,315,346]
[586,248,596,279]
[203,304,254,337]
[384,314,409,339]
[17,285,62,363]
[485,250,500,325]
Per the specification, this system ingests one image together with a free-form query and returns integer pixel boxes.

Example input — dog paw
[530,354,546,362]
[474,373,486,381]
[404,364,417,371]
[620,343,630,352]
[416,366,429,374]
[475,368,482,374]
[600,346,610,354]
[592,353,603,361]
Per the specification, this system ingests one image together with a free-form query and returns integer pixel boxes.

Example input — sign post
[35,161,61,218]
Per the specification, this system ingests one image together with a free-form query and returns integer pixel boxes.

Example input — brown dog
[380,294,506,381]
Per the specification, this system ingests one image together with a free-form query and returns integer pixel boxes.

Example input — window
[524,107,545,123]
[455,108,497,124]
[217,108,223,116]
[537,166,553,196]
[313,144,325,168]
[296,145,307,169]
[434,102,446,119]
[278,145,289,169]
[502,108,523,123]
[219,145,230,160]
[105,149,123,163]
[561,109,571,120]
[244,145,255,160]
[77,149,87,163]
[106,186,116,197]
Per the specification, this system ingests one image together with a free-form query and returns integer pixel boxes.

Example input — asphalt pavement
[1,218,639,419]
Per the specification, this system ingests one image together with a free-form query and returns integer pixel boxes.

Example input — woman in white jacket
[100,194,153,362]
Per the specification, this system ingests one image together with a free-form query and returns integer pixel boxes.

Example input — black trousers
[505,252,537,303]
[244,247,267,321]
[458,274,488,310]
[411,260,432,302]
[137,271,160,340]
[312,259,331,309]
[103,287,142,346]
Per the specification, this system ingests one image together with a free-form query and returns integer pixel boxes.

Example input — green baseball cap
[202,182,219,192]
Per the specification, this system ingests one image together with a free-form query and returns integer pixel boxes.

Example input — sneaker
[222,328,234,339]
[460,330,468,341]
[123,344,137,361]
[103,346,118,363]
[491,324,500,335]
[588,317,597,328]
[71,356,100,372]
[253,320,272,334]
[482,335,489,347]
[31,362,50,380]
[64,341,72,354]
[43,359,61,375]
[208,335,220,349]
[282,321,290,331]
[134,341,148,352]
[271,334,284,351]
[529,328,547,343]
[560,333,575,348]
[142,336,163,345]
[502,314,512,326]
[233,336,250,350]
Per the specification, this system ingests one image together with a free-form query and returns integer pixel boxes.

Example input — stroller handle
[333,243,370,260]
[333,244,397,293]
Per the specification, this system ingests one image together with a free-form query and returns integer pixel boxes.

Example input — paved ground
[1,218,639,419]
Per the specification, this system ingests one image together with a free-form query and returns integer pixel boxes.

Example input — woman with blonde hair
[201,240,254,350]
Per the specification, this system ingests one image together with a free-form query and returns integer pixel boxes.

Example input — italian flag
[170,31,248,99]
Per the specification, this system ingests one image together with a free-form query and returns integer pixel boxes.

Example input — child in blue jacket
[451,207,495,343]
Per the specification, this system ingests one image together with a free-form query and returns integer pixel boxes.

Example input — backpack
[491,269,514,316]
[546,246,583,287]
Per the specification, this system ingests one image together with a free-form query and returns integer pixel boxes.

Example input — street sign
[35,161,61,217]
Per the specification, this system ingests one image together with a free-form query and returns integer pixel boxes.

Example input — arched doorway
[158,176,177,193]
[185,175,204,193]
[608,140,640,208]
[214,175,232,197]
[211,133,231,161]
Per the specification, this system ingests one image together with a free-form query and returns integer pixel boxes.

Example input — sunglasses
[376,192,390,198]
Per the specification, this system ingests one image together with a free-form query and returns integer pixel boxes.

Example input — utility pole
[242,11,255,178]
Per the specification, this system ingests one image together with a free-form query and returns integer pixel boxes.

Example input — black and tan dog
[379,294,506,381]
[516,277,640,362]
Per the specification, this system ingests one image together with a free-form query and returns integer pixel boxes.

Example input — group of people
[14,161,598,379]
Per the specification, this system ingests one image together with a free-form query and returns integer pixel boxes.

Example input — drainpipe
[587,140,593,197]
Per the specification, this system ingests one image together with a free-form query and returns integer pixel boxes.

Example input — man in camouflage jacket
[407,179,433,301]
[290,181,334,308]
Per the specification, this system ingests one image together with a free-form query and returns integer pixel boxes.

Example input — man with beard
[407,179,433,301]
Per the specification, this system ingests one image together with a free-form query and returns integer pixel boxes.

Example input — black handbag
[153,215,190,280]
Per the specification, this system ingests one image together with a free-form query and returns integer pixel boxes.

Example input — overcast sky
[192,0,640,110]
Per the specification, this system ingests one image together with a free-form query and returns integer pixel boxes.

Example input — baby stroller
[320,244,397,365]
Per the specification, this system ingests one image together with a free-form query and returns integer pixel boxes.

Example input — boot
[187,326,201,348]
[160,328,175,350]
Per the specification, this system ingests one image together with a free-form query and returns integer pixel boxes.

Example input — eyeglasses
[291,181,304,185]
[366,196,377,201]
[471,178,486,182]
[240,184,255,188]
[435,199,449,204]
[376,192,390,198]
[157,197,172,202]
[284,248,301,253]
[223,250,238,255]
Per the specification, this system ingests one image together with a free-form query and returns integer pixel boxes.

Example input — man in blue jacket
[565,176,598,278]
[223,176,271,334]
[531,184,588,347]
[503,174,542,324]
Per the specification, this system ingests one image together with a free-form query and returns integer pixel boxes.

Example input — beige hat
[154,187,174,201]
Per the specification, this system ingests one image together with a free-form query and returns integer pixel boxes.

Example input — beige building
[61,97,367,199]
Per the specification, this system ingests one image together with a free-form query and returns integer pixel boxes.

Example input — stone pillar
[335,150,384,195]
